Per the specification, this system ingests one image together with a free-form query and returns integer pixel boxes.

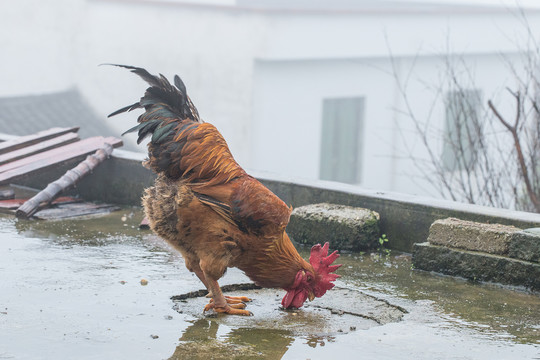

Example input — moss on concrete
[509,229,540,263]
[287,203,380,251]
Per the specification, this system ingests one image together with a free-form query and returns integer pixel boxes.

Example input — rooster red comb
[309,242,342,298]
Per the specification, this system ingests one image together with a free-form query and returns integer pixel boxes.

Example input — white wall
[251,50,533,198]
[76,1,268,165]
[251,58,397,188]
[0,0,86,96]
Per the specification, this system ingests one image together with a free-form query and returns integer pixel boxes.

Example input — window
[319,97,365,184]
[441,90,482,171]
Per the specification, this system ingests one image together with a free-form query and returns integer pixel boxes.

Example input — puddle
[0,210,539,359]
[173,286,406,334]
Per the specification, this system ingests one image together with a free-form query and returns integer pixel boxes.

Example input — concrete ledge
[253,172,540,252]
[426,218,540,263]
[427,218,520,255]
[287,203,380,251]
[14,148,540,252]
[413,242,540,290]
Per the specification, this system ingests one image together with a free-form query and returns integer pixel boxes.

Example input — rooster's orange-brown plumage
[109,65,341,315]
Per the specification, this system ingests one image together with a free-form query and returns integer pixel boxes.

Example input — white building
[2,0,540,202]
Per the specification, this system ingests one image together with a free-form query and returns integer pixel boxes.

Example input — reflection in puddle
[303,334,336,348]
[171,319,295,359]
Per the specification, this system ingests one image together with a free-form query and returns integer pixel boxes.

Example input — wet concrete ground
[0,209,539,359]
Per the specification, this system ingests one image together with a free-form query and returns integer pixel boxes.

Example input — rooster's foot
[203,302,252,316]
[226,295,252,303]
[208,299,247,309]
[206,294,251,303]
[209,296,252,304]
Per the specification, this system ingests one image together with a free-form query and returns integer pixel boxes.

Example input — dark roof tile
[0,89,116,140]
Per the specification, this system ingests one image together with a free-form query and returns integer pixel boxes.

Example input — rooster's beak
[308,290,315,302]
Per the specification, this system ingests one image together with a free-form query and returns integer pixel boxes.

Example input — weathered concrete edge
[412,242,540,290]
[252,172,540,252]
[426,218,539,263]
[427,218,518,256]
[76,149,155,206]
[19,149,540,252]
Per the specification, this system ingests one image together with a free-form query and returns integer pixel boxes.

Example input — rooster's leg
[192,263,251,304]
[193,270,250,303]
[191,267,211,294]
[203,278,252,316]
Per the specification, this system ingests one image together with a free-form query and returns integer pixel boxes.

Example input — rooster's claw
[209,296,251,305]
[203,302,253,316]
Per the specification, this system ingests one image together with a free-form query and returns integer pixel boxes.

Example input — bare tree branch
[390,18,540,212]
[488,99,540,212]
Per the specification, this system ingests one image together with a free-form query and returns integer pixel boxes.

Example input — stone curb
[427,217,519,255]
[287,203,380,251]
[427,218,539,263]
[413,242,540,290]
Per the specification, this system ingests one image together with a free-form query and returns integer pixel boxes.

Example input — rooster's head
[281,242,341,309]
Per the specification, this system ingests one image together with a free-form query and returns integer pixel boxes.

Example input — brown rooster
[109,65,341,315]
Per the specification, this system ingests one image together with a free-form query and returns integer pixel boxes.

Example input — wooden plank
[0,196,81,210]
[0,127,80,155]
[0,132,80,166]
[0,137,107,174]
[0,137,105,174]
[0,136,122,185]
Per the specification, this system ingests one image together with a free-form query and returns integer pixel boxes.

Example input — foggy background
[2,0,540,205]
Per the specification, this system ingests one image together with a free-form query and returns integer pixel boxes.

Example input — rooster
[108,65,341,315]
